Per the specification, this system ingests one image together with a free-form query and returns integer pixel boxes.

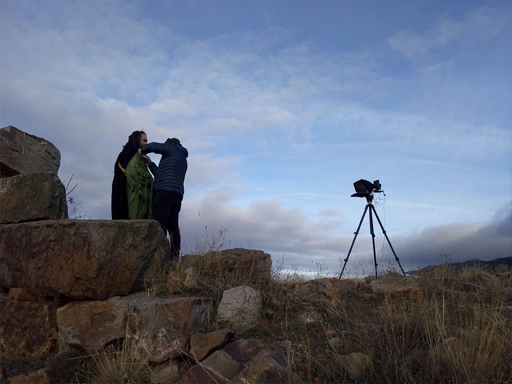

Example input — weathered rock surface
[166,267,202,294]
[230,344,304,384]
[0,126,60,178]
[0,219,171,299]
[126,296,212,363]
[7,368,50,384]
[298,311,322,324]
[57,294,143,350]
[183,248,272,283]
[222,339,265,364]
[189,329,235,361]
[0,294,58,359]
[201,349,242,382]
[0,172,68,224]
[217,286,262,333]
[370,275,424,297]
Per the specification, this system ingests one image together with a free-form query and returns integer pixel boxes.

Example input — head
[126,131,147,148]
[165,138,180,145]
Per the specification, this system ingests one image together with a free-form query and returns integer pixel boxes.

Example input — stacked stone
[0,127,210,363]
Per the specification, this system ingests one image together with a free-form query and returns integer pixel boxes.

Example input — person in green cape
[111,131,157,219]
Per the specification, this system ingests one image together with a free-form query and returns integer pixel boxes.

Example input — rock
[7,368,50,384]
[190,329,235,361]
[57,294,143,350]
[0,294,57,359]
[0,219,171,299]
[201,350,242,382]
[298,311,322,324]
[231,344,304,384]
[150,359,181,384]
[179,365,218,384]
[8,288,46,301]
[0,172,68,224]
[218,248,272,283]
[166,267,202,294]
[222,339,265,364]
[0,126,60,178]
[338,352,372,382]
[328,337,344,351]
[217,286,262,333]
[183,248,272,283]
[126,296,212,363]
[370,275,424,297]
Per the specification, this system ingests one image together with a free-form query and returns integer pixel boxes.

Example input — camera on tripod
[351,179,383,198]
[339,178,406,279]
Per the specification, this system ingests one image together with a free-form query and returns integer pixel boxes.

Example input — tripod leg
[370,205,406,276]
[368,205,378,278]
[338,205,369,279]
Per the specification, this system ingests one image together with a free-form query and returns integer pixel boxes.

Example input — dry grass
[85,258,512,383]
[2,237,511,383]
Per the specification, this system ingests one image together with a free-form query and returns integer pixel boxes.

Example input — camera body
[351,179,382,197]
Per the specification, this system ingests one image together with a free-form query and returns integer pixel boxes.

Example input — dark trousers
[153,190,183,260]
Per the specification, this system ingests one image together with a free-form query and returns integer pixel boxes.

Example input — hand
[138,148,142,154]
[144,155,152,164]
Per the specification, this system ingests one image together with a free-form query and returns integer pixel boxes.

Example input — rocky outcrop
[0,219,171,299]
[0,126,60,178]
[0,173,68,223]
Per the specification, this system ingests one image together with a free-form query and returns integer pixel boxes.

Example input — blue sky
[1,0,511,276]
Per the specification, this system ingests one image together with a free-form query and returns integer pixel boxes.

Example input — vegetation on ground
[1,238,511,383]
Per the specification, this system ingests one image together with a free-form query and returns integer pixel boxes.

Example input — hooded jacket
[141,141,188,196]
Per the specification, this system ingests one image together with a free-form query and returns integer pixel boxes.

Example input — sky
[1,0,511,277]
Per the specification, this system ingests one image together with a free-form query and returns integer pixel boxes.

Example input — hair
[124,130,146,148]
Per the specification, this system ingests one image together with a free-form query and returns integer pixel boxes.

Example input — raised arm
[140,142,175,156]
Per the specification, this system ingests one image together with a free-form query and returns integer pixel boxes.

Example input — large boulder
[0,126,60,178]
[183,248,272,283]
[57,294,144,350]
[0,172,68,224]
[0,293,58,359]
[126,296,212,363]
[0,219,171,299]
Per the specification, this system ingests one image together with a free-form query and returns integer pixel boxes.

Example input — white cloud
[1,1,510,276]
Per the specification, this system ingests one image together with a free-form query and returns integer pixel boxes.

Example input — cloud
[395,204,512,269]
[387,7,508,61]
[1,1,510,277]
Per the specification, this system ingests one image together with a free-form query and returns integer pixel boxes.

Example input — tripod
[338,193,405,279]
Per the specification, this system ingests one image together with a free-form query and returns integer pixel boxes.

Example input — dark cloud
[394,205,512,270]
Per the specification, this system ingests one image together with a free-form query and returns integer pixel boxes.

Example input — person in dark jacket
[140,137,188,260]
[111,130,153,219]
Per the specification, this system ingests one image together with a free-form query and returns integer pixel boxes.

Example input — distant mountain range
[411,257,512,274]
